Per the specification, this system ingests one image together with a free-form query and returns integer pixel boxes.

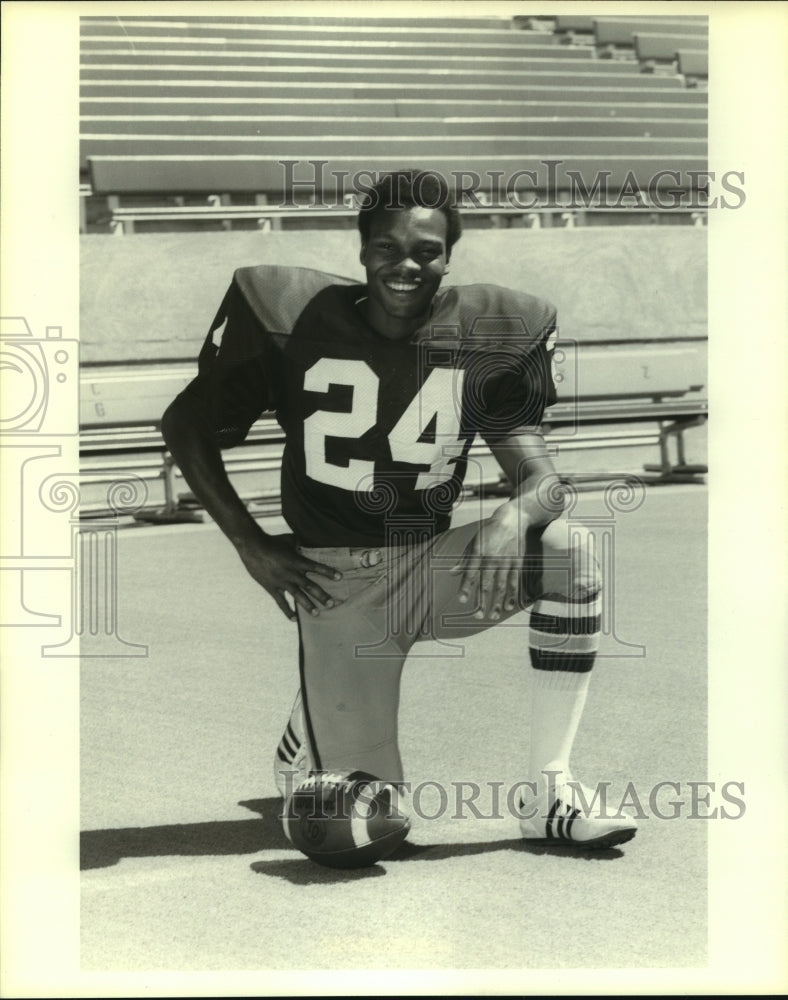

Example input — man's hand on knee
[450,508,527,620]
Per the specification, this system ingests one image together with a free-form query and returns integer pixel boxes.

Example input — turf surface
[80,486,707,971]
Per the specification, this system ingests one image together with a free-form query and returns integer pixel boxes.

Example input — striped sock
[274,690,312,798]
[527,593,601,783]
[276,720,302,768]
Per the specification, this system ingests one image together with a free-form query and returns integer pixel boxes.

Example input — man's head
[357,171,462,340]
[357,170,462,259]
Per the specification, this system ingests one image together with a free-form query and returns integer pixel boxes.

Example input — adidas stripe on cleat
[518,763,638,850]
[274,690,312,798]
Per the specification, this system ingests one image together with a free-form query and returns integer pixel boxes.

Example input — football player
[162,169,637,852]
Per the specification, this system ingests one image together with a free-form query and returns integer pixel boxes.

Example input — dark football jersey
[181,265,557,546]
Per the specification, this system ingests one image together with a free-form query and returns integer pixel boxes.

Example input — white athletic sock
[527,593,600,785]
[527,668,592,786]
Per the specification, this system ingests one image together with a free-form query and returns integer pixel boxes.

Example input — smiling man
[162,169,637,858]
[357,191,451,338]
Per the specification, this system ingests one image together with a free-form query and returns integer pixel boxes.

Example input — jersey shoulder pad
[233,265,360,335]
[448,283,556,348]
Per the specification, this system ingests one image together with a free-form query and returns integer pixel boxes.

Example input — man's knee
[538,520,602,601]
[570,523,602,600]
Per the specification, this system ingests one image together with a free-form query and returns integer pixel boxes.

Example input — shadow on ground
[81,797,287,870]
[81,797,627,874]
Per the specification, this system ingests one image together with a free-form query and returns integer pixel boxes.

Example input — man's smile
[383,278,422,293]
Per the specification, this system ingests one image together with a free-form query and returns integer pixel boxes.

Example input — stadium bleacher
[677,49,710,81]
[78,11,708,517]
[634,32,708,62]
[592,16,708,53]
[82,116,706,138]
[80,11,708,228]
[87,153,709,199]
[81,97,708,120]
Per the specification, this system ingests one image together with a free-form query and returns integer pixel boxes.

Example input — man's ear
[359,244,367,267]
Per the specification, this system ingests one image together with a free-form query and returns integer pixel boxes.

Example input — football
[282,770,410,869]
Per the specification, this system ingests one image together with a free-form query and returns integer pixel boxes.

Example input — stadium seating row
[80,22,574,46]
[88,154,709,198]
[81,13,533,30]
[82,117,706,139]
[80,38,573,58]
[80,52,689,74]
[551,14,708,34]
[81,13,708,37]
[81,97,708,119]
[82,76,694,94]
[81,49,607,67]
[83,135,705,162]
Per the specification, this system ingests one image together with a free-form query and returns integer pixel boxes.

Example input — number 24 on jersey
[303,358,466,492]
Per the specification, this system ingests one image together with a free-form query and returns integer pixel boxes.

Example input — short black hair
[357,169,462,258]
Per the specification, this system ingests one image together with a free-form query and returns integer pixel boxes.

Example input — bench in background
[87,152,710,197]
[79,226,708,518]
[79,341,708,520]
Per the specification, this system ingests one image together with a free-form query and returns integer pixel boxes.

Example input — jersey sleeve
[179,277,273,448]
[462,288,558,443]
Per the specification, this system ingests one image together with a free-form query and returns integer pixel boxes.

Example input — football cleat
[274,690,312,798]
[518,762,637,850]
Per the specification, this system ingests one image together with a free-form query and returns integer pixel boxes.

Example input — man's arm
[452,429,565,619]
[161,391,341,621]
[488,429,565,527]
